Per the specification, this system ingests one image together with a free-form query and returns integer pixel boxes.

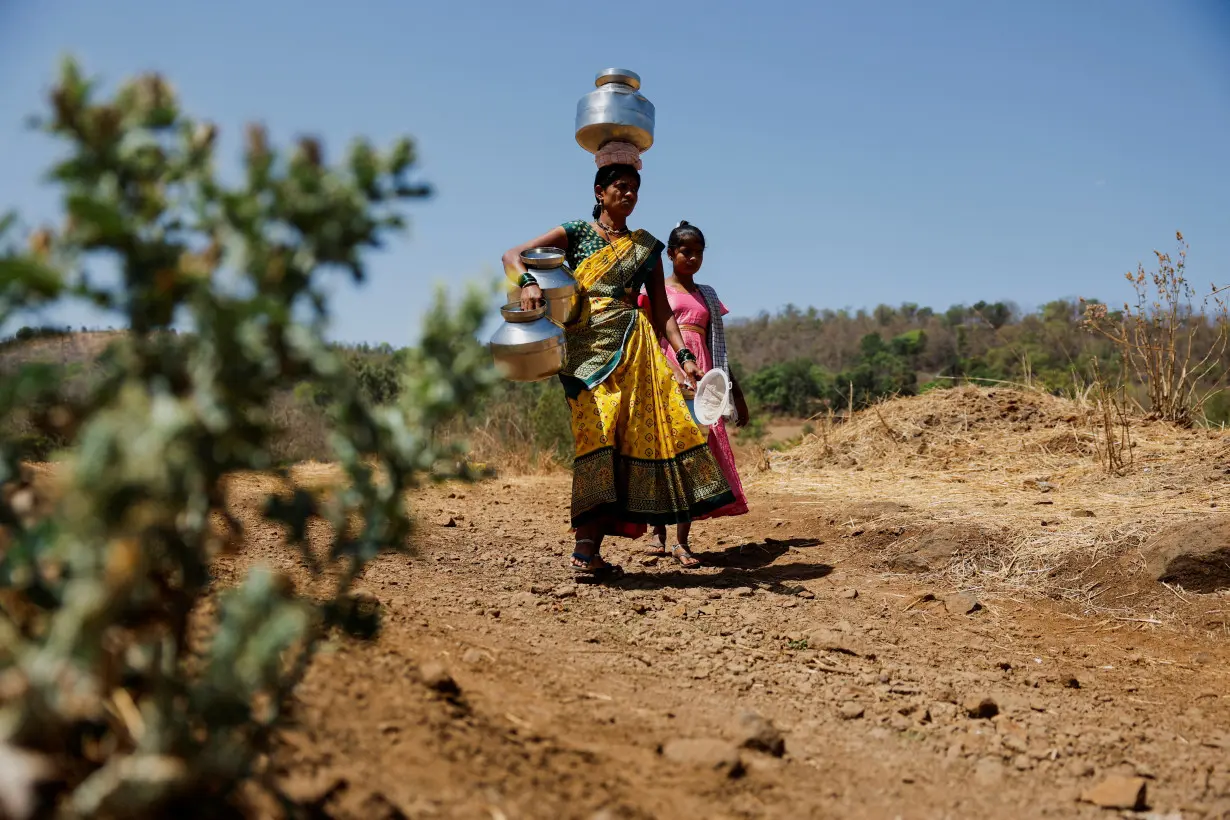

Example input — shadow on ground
[584,538,833,592]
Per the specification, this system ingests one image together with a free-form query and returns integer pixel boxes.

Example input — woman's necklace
[596,219,629,239]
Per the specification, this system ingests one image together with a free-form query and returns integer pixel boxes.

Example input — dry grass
[455,419,565,476]
[753,386,1230,602]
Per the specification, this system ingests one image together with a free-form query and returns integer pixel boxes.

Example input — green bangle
[518,272,538,288]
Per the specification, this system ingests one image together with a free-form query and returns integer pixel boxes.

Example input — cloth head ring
[595,140,642,170]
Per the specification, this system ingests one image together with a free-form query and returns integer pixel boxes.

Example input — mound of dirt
[780,386,1093,471]
[900,386,1086,431]
[1142,518,1230,594]
[758,386,1230,599]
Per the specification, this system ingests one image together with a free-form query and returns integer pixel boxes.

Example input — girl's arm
[716,293,748,425]
[501,226,569,310]
[646,256,701,384]
[730,375,750,427]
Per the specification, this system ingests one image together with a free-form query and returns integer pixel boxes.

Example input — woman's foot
[670,543,701,569]
[571,539,624,578]
[645,528,668,556]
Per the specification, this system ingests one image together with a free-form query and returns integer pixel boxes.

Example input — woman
[640,221,751,562]
[501,153,735,576]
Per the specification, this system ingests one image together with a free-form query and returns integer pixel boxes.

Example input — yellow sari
[559,225,734,538]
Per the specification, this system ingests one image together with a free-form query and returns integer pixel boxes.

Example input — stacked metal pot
[487,248,579,382]
[488,69,656,382]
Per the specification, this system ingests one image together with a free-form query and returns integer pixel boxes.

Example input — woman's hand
[682,360,703,386]
[676,372,696,398]
[502,225,569,310]
[520,284,543,311]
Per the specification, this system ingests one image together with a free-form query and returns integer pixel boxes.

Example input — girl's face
[596,171,639,220]
[670,235,704,278]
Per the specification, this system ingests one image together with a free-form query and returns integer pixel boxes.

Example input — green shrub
[745,358,831,416]
[737,416,768,443]
[0,57,496,818]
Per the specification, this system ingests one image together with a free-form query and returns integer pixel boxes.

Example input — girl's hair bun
[667,220,705,251]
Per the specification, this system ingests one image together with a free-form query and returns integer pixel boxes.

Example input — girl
[640,221,750,567]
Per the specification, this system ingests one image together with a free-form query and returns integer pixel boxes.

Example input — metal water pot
[521,247,580,326]
[488,302,567,382]
[575,68,655,154]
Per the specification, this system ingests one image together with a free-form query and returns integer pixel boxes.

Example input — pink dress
[638,286,749,519]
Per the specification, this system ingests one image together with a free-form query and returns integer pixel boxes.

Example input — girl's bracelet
[676,348,697,366]
[518,272,538,288]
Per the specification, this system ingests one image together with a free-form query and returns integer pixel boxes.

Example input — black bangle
[676,348,697,366]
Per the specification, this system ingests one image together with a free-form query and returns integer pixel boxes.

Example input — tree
[972,300,1012,330]
[890,329,927,358]
[943,304,968,328]
[745,358,831,416]
[0,58,496,817]
[834,332,922,408]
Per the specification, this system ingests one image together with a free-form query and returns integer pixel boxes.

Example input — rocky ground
[216,468,1230,820]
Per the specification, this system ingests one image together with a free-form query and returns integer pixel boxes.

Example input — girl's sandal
[644,532,668,557]
[670,544,702,569]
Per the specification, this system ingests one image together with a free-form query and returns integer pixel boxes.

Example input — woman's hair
[592,164,641,219]
[667,220,705,251]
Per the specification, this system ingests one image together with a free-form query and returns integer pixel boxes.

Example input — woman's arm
[645,256,702,385]
[502,225,569,310]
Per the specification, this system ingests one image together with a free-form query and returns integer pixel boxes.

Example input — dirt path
[220,472,1230,819]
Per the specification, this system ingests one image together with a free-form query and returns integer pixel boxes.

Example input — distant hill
[0,329,128,372]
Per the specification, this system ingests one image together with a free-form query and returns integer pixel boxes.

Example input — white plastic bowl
[693,369,731,426]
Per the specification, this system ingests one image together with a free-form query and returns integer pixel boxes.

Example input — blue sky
[2,0,1228,346]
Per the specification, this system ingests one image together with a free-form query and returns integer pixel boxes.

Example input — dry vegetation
[1082,232,1230,425]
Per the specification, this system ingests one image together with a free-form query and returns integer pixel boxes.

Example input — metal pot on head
[520,247,580,326]
[488,302,567,382]
[575,68,655,154]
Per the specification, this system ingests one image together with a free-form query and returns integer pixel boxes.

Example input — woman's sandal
[571,540,625,579]
[644,532,668,557]
[670,543,702,569]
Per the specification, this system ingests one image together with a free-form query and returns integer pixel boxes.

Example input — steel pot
[489,302,567,382]
[575,68,655,154]
[521,246,580,326]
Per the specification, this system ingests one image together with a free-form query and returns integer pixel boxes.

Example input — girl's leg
[647,525,668,554]
[670,522,700,568]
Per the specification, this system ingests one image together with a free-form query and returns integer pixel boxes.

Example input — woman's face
[596,171,639,220]
[670,236,704,278]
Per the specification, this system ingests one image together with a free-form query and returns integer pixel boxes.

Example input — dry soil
[214,465,1230,820]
